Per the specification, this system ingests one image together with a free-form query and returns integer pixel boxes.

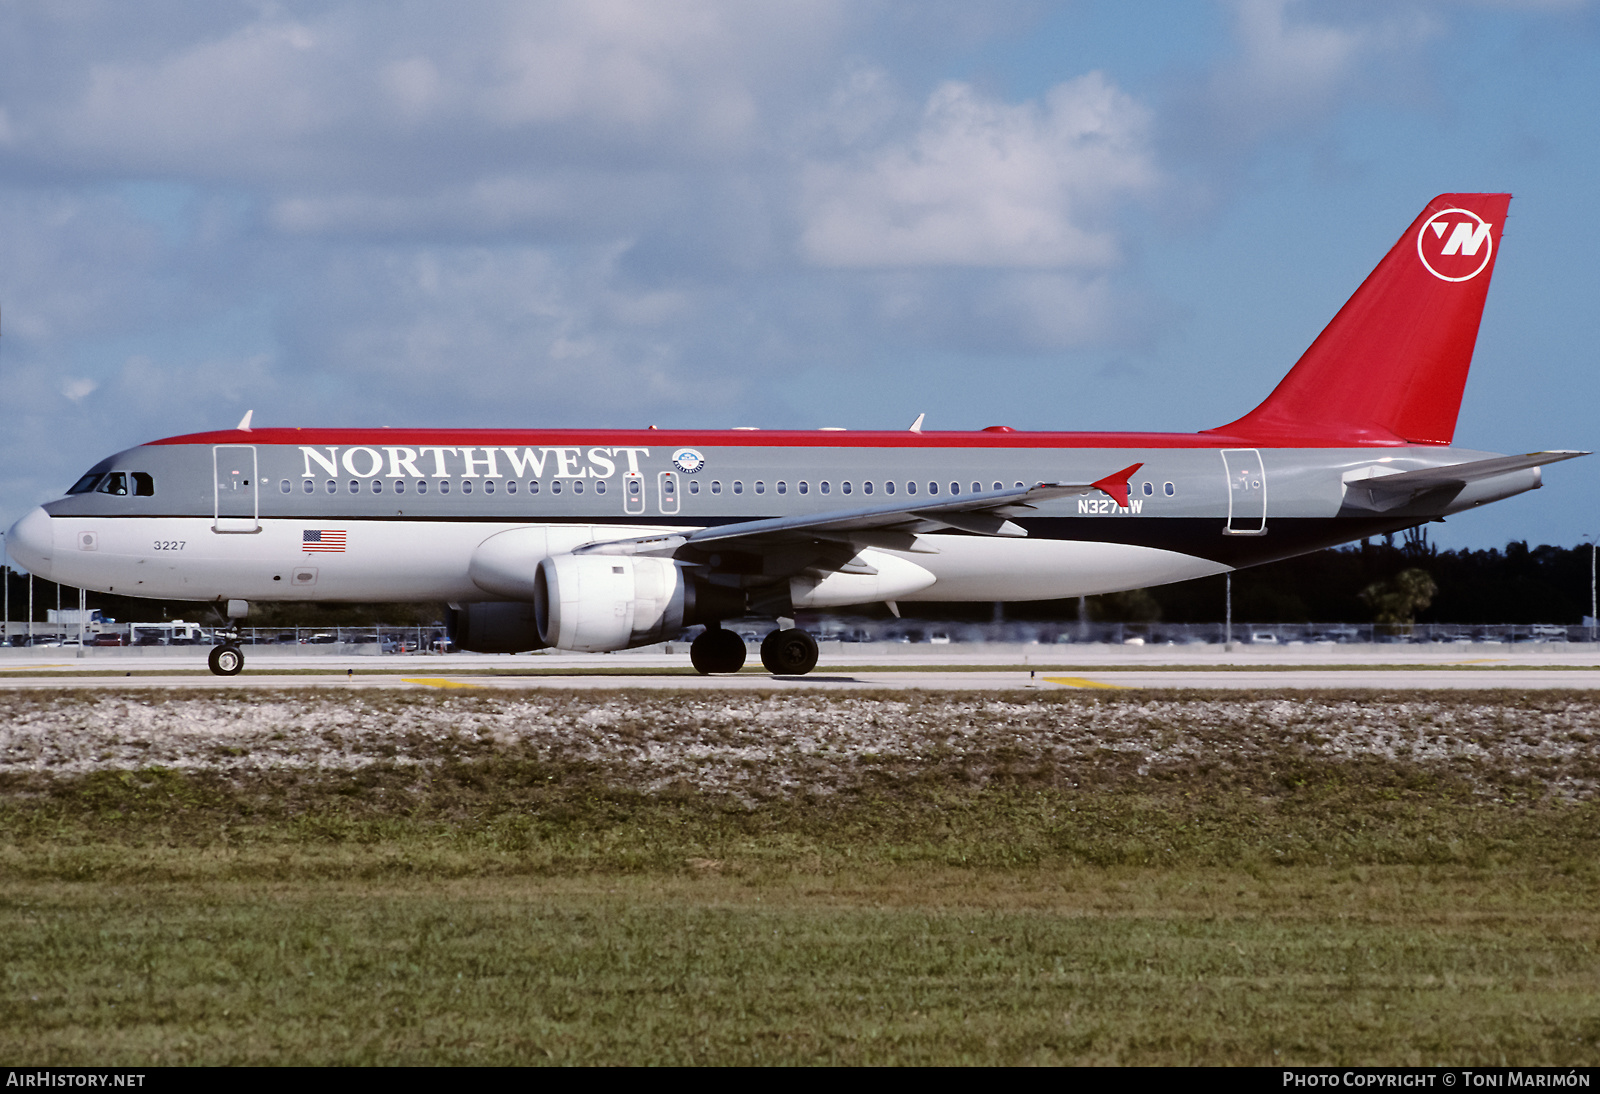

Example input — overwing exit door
[213,445,260,533]
[1221,449,1266,535]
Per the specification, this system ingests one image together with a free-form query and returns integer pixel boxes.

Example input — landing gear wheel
[208,643,244,677]
[760,628,819,676]
[690,627,747,674]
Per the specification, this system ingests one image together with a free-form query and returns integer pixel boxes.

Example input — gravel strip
[3,690,1598,801]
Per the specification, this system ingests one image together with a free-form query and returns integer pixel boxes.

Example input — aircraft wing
[1343,450,1587,512]
[577,463,1143,559]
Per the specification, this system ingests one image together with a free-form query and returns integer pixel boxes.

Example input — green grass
[4,689,1600,1063]
[5,869,1600,1065]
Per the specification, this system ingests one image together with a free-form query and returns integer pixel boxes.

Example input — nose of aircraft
[5,507,54,579]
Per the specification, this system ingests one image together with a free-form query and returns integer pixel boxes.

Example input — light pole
[1585,536,1597,644]
[1224,571,1233,653]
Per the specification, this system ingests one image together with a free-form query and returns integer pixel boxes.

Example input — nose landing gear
[208,643,244,676]
[208,598,249,677]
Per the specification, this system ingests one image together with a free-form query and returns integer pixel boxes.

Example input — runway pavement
[3,642,1600,690]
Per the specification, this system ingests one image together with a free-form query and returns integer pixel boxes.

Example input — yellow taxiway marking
[1042,675,1131,690]
[402,677,485,689]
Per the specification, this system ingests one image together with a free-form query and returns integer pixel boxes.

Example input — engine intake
[534,553,744,652]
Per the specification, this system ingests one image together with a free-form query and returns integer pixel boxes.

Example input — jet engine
[448,601,547,654]
[534,553,744,652]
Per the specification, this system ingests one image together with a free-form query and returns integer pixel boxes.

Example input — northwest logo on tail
[1417,208,1494,282]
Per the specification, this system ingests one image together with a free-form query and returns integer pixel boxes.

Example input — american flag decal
[302,529,347,553]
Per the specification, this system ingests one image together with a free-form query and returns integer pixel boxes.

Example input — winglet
[908,413,924,433]
[1090,463,1143,508]
[236,409,254,432]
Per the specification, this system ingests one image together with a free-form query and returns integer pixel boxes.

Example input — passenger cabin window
[755,481,765,494]
[864,482,873,495]
[395,479,406,495]
[439,480,451,494]
[798,481,809,495]
[280,479,291,494]
[971,482,981,494]
[1143,482,1153,496]
[993,482,1003,491]
[572,481,582,495]
[505,480,516,495]
[550,481,561,494]
[461,480,473,495]
[885,481,895,495]
[529,481,539,494]
[1164,482,1175,496]
[483,480,495,494]
[372,479,383,494]
[711,480,722,495]
[303,480,315,495]
[820,482,830,495]
[776,481,787,495]
[689,480,699,495]
[348,480,359,494]
[595,480,605,495]
[732,481,742,494]
[928,482,939,495]
[417,480,428,494]
[906,482,916,495]
[841,482,851,495]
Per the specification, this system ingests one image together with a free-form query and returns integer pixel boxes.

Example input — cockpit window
[68,473,103,494]
[132,472,155,496]
[96,472,128,496]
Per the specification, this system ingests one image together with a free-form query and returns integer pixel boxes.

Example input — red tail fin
[1212,193,1511,446]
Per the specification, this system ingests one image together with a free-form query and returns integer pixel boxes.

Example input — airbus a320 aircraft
[4,194,1584,676]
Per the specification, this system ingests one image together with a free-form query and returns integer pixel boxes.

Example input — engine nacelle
[534,553,743,652]
[448,601,548,654]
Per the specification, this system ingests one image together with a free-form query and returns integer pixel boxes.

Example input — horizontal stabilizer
[1343,450,1587,511]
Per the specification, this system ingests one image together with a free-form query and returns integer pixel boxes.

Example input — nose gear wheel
[208,644,244,676]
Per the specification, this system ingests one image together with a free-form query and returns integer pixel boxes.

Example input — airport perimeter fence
[5,620,1597,650]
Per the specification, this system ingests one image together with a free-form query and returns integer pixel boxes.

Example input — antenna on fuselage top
[236,409,253,432]
[908,413,924,433]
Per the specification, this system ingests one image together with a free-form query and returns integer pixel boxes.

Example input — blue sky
[1,0,1597,555]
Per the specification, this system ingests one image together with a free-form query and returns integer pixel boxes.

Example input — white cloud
[60,377,98,402]
[799,74,1156,268]
[1196,0,1437,147]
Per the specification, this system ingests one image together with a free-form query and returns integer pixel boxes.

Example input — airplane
[3,193,1586,676]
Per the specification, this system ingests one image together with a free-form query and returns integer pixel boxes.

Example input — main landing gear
[690,625,746,674]
[760,627,819,676]
[688,624,821,676]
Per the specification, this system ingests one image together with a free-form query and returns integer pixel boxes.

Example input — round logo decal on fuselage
[1417,208,1494,282]
[672,448,705,474]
